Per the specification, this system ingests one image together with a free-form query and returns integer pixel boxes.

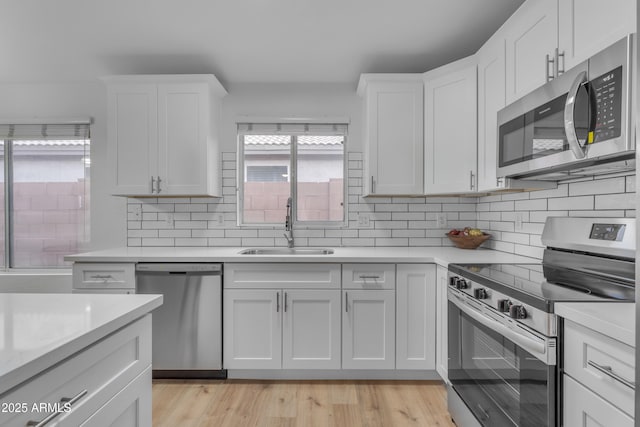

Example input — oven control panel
[447,273,556,337]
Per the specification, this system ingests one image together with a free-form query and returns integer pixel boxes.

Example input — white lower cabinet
[283,290,341,369]
[223,288,340,369]
[0,315,152,427]
[342,289,395,369]
[435,265,448,382]
[395,264,436,370]
[563,375,633,427]
[223,289,282,369]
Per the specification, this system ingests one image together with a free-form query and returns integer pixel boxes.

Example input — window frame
[237,128,347,229]
[0,137,90,270]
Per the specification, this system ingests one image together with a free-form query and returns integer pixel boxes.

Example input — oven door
[448,290,556,427]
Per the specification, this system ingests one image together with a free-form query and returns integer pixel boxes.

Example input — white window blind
[237,122,348,136]
[0,123,90,140]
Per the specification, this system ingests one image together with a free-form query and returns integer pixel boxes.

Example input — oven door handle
[449,293,549,362]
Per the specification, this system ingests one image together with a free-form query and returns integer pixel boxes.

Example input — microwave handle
[564,70,588,159]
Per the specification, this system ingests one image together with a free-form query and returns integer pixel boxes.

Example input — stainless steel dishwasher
[135,263,226,379]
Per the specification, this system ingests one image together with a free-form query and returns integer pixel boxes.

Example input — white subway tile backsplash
[594,193,635,210]
[176,238,207,246]
[569,177,625,196]
[548,196,594,211]
[514,199,547,211]
[126,154,633,257]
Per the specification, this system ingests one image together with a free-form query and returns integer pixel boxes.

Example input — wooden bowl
[446,233,491,249]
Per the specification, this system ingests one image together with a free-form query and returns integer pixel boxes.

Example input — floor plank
[152,379,455,427]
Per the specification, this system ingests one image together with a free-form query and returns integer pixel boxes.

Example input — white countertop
[555,302,635,347]
[0,293,163,396]
[64,246,538,266]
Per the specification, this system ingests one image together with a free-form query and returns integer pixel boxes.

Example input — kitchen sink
[239,248,335,255]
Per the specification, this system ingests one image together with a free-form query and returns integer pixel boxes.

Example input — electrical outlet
[130,205,142,220]
[164,213,174,227]
[436,213,447,228]
[211,213,225,227]
[515,212,524,230]
[357,213,371,228]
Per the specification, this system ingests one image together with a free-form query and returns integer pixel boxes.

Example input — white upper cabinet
[358,75,424,196]
[504,0,558,104]
[423,57,477,195]
[558,0,636,70]
[105,75,227,197]
[477,34,506,192]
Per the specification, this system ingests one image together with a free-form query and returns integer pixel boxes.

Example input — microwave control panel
[591,66,622,143]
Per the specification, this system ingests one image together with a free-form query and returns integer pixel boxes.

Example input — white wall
[220,83,362,152]
[0,82,126,253]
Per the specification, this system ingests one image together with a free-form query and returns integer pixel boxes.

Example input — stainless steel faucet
[284,197,294,248]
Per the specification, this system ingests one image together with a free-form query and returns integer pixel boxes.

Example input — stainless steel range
[446,217,635,427]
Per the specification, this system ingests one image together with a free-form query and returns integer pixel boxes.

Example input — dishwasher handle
[135,263,222,275]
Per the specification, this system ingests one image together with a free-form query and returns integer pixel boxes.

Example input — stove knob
[509,305,527,319]
[473,288,488,299]
[449,276,459,287]
[497,299,512,312]
[456,278,469,290]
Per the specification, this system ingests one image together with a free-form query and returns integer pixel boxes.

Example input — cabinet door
[424,59,477,194]
[158,83,210,195]
[504,0,558,103]
[223,289,282,369]
[365,80,424,195]
[559,0,635,70]
[435,265,449,382]
[563,375,634,427]
[396,264,436,370]
[477,36,507,192]
[107,83,158,196]
[282,290,341,369]
[342,290,395,369]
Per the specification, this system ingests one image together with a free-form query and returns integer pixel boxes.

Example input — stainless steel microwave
[497,34,635,181]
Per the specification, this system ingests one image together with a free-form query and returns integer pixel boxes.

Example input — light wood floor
[152,380,455,427]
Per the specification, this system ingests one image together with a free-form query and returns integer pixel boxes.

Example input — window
[0,123,90,268]
[238,123,346,226]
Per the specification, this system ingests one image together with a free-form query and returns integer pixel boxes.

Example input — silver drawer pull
[358,275,381,280]
[27,389,87,427]
[90,274,114,281]
[587,360,635,390]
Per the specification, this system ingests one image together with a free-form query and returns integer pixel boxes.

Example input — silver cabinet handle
[90,274,114,281]
[556,48,565,76]
[276,292,280,313]
[151,176,156,194]
[469,171,475,190]
[27,389,87,427]
[587,360,635,390]
[370,176,375,194]
[284,292,288,313]
[345,292,348,313]
[564,70,589,159]
[156,176,162,193]
[546,53,555,82]
[358,274,381,280]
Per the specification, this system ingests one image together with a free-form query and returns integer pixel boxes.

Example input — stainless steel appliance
[447,217,635,427]
[136,263,225,379]
[497,34,635,181]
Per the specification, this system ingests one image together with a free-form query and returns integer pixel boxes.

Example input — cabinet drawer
[224,263,341,289]
[342,264,395,289]
[73,263,136,290]
[564,320,635,416]
[563,375,633,427]
[0,315,151,426]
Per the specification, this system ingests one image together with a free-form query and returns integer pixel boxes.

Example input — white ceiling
[2,0,524,86]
